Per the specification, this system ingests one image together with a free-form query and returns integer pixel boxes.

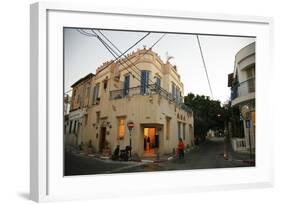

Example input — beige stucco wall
[80,93,193,156]
[66,48,194,156]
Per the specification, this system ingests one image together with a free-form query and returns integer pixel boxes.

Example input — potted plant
[86,140,94,155]
[102,140,111,156]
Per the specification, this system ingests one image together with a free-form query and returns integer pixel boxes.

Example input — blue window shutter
[141,70,146,94]
[140,70,150,94]
[124,75,130,96]
[155,77,160,91]
[146,71,149,87]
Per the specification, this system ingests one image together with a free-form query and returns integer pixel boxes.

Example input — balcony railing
[109,84,192,113]
[231,77,255,101]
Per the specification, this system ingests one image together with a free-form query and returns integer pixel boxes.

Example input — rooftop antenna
[166,52,174,63]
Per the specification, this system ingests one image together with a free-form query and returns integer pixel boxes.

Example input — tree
[184,93,228,141]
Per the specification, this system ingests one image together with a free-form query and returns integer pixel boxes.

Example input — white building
[229,42,255,152]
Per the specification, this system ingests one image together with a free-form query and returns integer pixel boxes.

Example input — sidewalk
[65,144,193,164]
[65,142,199,165]
[226,140,255,165]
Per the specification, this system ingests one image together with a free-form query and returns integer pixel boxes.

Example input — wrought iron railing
[109,84,192,113]
[231,77,255,100]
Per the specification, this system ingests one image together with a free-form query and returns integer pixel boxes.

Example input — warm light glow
[144,128,155,144]
[118,118,125,139]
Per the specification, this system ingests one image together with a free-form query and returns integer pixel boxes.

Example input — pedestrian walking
[177,138,185,159]
[146,136,150,151]
[144,136,147,150]
[223,130,229,160]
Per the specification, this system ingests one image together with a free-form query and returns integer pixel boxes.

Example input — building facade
[65,48,194,157]
[65,73,95,147]
[228,42,255,152]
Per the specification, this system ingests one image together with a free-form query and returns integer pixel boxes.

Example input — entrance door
[143,128,156,156]
[99,127,106,152]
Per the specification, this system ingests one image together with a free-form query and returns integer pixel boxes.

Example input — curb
[222,154,255,165]
[72,150,176,163]
[139,156,175,163]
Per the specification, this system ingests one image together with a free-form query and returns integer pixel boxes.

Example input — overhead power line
[91,30,144,83]
[76,29,151,79]
[94,31,151,72]
[196,35,214,99]
[95,29,166,85]
[77,29,96,37]
[76,28,166,86]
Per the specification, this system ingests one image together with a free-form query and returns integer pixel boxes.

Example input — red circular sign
[127,121,134,129]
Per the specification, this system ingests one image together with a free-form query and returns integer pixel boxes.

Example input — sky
[64,28,255,103]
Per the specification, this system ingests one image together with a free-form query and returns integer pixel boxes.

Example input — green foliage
[184,93,229,139]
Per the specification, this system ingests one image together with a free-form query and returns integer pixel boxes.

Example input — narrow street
[64,137,253,176]
[114,137,253,173]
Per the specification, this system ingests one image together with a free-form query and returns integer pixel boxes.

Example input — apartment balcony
[109,84,192,113]
[231,77,255,107]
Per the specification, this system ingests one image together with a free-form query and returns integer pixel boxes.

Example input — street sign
[127,121,134,130]
[246,119,251,128]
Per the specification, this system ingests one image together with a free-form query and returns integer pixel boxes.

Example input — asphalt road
[64,137,253,176]
[122,138,252,173]
[64,152,136,175]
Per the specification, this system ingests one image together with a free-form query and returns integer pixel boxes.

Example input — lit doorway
[143,128,156,156]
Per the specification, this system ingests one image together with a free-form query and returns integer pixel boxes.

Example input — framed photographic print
[30,2,274,202]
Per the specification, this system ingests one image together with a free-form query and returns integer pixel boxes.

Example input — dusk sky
[64,28,255,103]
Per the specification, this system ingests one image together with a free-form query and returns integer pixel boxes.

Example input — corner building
[67,47,194,157]
[228,42,255,152]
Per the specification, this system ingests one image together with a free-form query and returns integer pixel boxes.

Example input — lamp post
[127,121,134,159]
[241,105,252,160]
[217,114,221,137]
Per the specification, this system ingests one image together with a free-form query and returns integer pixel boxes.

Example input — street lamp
[241,104,252,160]
[217,113,222,136]
[241,105,249,119]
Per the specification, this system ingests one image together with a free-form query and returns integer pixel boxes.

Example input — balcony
[109,84,192,113]
[231,77,255,105]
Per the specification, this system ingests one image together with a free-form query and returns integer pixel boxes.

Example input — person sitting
[111,145,120,160]
[79,141,84,151]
